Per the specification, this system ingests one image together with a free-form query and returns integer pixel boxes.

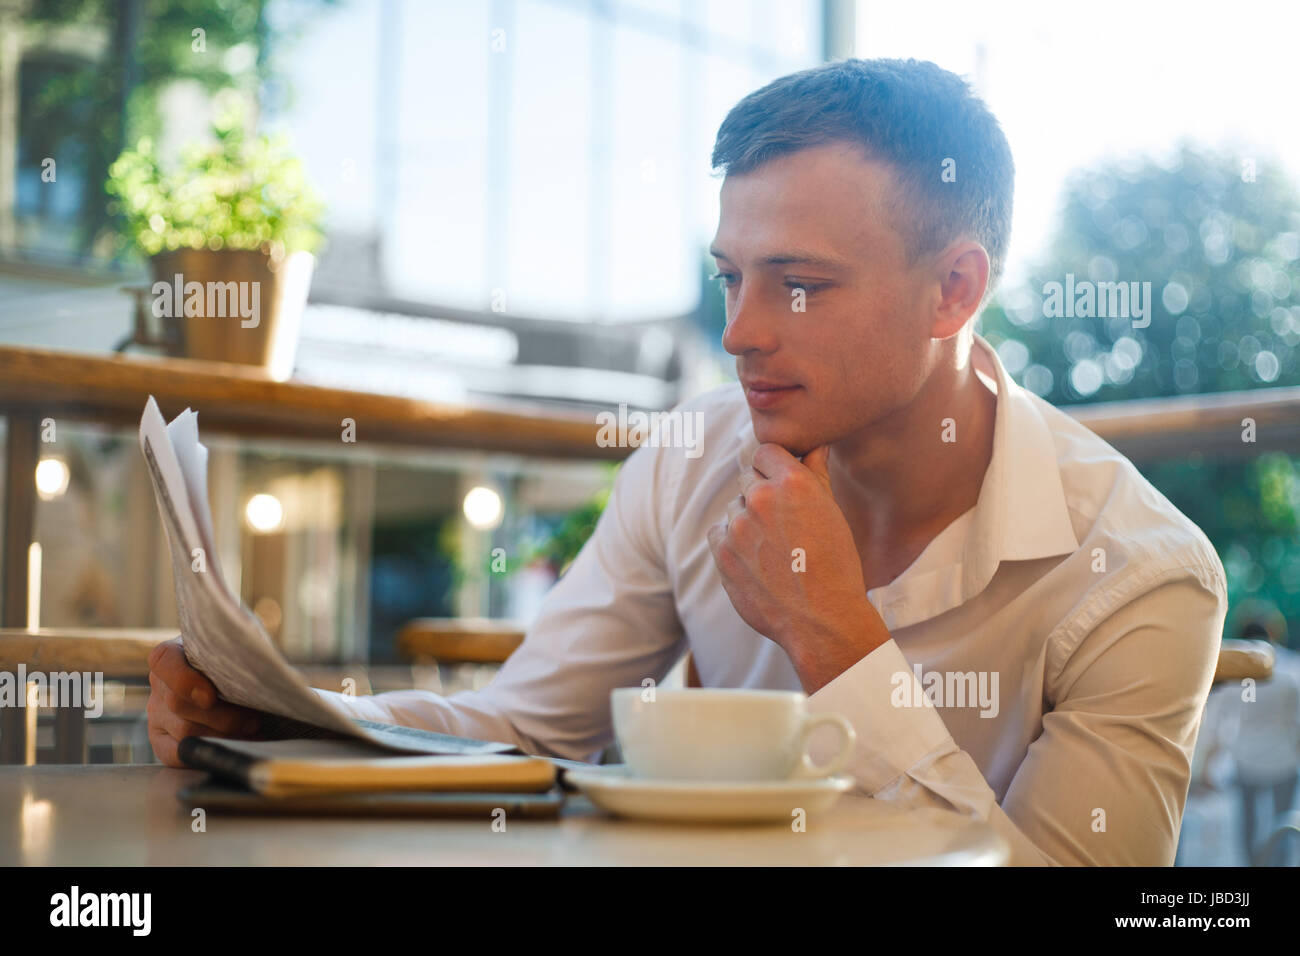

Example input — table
[1,765,1010,866]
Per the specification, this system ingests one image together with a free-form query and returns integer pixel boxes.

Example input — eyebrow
[709,246,849,271]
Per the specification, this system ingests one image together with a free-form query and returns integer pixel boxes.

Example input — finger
[149,673,260,736]
[147,686,216,745]
[706,520,728,558]
[751,442,801,480]
[150,640,219,709]
[151,697,232,746]
[148,725,184,768]
[146,636,178,670]
[738,466,764,497]
[726,495,746,523]
[801,445,832,485]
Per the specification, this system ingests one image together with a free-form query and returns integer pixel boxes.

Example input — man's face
[710,141,938,456]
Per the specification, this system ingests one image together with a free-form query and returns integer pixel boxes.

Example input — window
[269,0,824,321]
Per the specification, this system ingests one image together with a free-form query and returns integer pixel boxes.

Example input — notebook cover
[177,777,565,818]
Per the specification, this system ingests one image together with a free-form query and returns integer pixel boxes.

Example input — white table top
[1,765,1009,866]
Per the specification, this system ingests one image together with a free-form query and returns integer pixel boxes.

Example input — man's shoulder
[1031,392,1226,604]
[1024,396,1227,692]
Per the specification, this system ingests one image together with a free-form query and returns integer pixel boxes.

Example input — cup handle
[791,713,856,780]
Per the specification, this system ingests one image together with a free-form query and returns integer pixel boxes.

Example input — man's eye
[785,280,827,295]
[709,271,738,289]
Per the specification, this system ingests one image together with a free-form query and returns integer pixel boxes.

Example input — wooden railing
[0,344,628,626]
[0,345,629,458]
[1068,386,1300,461]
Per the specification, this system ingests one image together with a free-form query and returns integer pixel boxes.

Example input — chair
[395,618,527,665]
[396,617,703,686]
[1211,638,1274,685]
[1183,638,1281,865]
[0,627,174,764]
[1253,809,1300,866]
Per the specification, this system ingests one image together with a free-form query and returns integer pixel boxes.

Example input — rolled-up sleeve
[328,440,687,762]
[807,569,1226,866]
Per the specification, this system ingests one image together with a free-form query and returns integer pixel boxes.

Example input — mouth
[742,379,803,410]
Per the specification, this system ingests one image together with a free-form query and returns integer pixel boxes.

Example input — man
[148,58,1227,866]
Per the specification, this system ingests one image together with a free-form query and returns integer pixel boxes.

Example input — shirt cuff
[805,639,955,794]
[311,686,393,723]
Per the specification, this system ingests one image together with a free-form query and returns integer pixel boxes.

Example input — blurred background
[1,0,1298,865]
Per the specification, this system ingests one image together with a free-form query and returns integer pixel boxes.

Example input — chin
[750,418,820,458]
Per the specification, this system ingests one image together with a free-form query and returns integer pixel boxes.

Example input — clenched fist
[707,443,890,693]
[146,637,263,767]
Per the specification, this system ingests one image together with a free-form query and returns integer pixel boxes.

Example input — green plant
[535,483,612,577]
[105,101,325,258]
[435,469,616,591]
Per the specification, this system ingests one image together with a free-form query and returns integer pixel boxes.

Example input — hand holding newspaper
[138,396,519,757]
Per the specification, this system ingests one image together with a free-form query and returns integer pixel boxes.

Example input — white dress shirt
[331,333,1228,866]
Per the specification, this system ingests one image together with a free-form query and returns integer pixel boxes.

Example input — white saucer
[564,765,856,824]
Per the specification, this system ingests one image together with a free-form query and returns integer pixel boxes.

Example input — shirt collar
[951,332,1080,606]
[732,332,1079,629]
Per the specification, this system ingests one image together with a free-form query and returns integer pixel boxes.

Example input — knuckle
[149,731,180,767]
[172,718,203,740]
[162,686,186,714]
[152,649,178,683]
[781,469,809,492]
[714,548,737,576]
[712,531,735,560]
[156,710,181,740]
[730,512,756,542]
[149,637,176,667]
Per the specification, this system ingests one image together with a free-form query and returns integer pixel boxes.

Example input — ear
[930,241,990,340]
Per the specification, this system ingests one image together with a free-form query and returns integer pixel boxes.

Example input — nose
[721,286,780,357]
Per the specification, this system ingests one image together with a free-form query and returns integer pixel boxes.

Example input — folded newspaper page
[138,396,519,757]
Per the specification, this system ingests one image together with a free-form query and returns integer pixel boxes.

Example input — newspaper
[138,396,519,757]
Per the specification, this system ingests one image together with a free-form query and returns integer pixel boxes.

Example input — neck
[828,336,998,583]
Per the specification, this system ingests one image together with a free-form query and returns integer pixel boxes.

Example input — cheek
[816,304,905,392]
[813,305,924,424]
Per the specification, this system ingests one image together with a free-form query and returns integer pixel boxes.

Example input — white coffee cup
[610,687,856,782]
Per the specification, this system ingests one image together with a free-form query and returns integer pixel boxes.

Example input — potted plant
[106,103,325,380]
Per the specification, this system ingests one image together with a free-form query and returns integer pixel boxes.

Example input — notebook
[176,778,565,818]
[178,737,558,797]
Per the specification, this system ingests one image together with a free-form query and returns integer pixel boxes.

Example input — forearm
[803,638,1186,866]
[314,685,580,759]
